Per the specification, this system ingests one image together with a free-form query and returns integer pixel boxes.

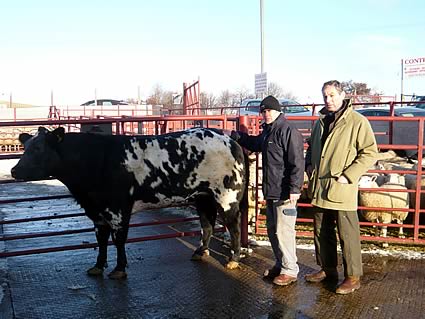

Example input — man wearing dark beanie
[229,95,304,286]
[259,95,282,113]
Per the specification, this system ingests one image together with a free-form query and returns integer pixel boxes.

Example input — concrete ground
[1,212,425,318]
[1,232,425,318]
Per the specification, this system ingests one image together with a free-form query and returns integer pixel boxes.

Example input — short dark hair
[322,80,344,93]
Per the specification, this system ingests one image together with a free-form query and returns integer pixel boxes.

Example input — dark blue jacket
[234,114,304,200]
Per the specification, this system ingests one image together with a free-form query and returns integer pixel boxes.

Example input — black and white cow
[11,126,247,279]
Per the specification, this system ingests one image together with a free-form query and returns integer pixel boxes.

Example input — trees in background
[140,80,380,109]
[146,84,173,107]
[341,80,385,104]
[199,92,217,111]
[341,80,382,96]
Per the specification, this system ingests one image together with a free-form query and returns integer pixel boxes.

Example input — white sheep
[358,174,409,243]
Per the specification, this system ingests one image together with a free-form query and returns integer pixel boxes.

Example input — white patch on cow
[150,176,162,189]
[104,208,122,230]
[180,129,244,211]
[212,189,239,212]
[124,139,179,186]
[132,195,188,212]
[129,186,134,196]
[123,128,245,212]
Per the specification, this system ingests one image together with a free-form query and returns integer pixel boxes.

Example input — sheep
[358,174,409,245]
[373,149,417,171]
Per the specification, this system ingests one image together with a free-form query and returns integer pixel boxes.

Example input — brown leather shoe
[273,274,297,286]
[336,276,360,294]
[263,266,281,280]
[305,269,338,283]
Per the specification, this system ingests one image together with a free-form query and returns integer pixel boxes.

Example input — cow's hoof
[87,266,104,276]
[225,261,240,270]
[191,249,209,261]
[108,270,127,280]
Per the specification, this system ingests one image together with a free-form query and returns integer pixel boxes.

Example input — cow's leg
[192,195,216,261]
[223,209,241,270]
[87,223,110,276]
[108,226,129,280]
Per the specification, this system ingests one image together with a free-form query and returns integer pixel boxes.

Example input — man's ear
[341,91,346,99]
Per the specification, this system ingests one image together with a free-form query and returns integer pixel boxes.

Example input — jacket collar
[261,113,285,130]
[318,99,352,120]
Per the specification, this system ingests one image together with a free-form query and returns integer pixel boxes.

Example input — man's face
[322,85,345,112]
[261,109,280,124]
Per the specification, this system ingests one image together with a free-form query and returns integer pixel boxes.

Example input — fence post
[414,119,424,242]
[238,115,250,248]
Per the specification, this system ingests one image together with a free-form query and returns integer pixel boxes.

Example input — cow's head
[11,127,65,181]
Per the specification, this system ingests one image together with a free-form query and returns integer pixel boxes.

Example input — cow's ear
[19,133,32,145]
[52,127,65,143]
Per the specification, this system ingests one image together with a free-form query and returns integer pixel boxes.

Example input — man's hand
[223,130,240,141]
[222,130,232,136]
[337,175,349,184]
[306,164,313,178]
[289,193,300,206]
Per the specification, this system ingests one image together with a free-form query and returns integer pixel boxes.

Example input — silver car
[239,98,312,117]
[238,98,314,132]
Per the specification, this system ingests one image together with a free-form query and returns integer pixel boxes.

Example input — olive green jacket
[306,100,378,211]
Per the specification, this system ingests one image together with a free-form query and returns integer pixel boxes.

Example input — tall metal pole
[260,0,264,74]
[400,59,404,103]
[137,85,141,104]
[10,92,16,120]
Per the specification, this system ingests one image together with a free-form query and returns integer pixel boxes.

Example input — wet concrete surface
[1,180,425,318]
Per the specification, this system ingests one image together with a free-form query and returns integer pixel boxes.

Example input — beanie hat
[260,95,281,112]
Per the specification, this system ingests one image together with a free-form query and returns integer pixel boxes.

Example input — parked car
[408,96,425,109]
[238,98,314,132]
[81,99,129,106]
[239,98,312,117]
[356,106,425,118]
[356,106,425,158]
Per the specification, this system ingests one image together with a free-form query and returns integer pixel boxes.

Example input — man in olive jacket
[230,95,304,286]
[305,80,378,294]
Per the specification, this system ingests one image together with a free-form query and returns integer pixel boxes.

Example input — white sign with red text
[403,57,425,78]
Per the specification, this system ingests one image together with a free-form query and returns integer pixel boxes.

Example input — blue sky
[1,0,424,105]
